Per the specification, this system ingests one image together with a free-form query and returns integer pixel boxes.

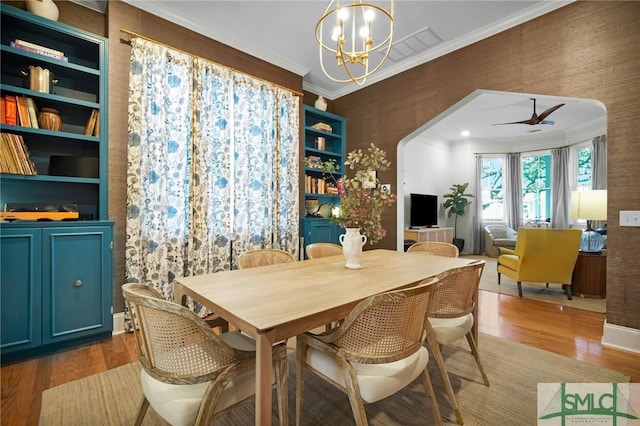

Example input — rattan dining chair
[296,277,443,426]
[122,283,289,426]
[407,241,460,257]
[423,260,489,425]
[305,242,342,259]
[237,248,296,269]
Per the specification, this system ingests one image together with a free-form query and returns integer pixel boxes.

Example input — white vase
[314,95,327,111]
[26,0,59,21]
[339,228,367,269]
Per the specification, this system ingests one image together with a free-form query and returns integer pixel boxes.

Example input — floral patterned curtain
[126,38,299,306]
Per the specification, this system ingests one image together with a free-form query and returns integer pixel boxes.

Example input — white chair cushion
[429,313,474,345]
[141,331,269,426]
[305,345,429,403]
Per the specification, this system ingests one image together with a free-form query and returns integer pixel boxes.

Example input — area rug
[40,333,628,425]
[467,255,606,313]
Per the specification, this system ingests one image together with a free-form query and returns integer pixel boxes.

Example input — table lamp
[570,190,607,253]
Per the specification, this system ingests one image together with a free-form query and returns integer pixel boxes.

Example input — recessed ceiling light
[461,130,470,137]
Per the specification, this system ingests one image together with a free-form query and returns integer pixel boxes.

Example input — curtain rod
[120,28,304,97]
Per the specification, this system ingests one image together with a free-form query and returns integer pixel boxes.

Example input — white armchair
[484,225,517,257]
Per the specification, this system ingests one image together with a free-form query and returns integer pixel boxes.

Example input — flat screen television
[409,193,438,228]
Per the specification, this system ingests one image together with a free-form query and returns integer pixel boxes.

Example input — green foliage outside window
[577,146,593,188]
[522,155,551,220]
[481,158,504,221]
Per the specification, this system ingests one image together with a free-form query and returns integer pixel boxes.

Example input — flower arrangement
[322,143,396,245]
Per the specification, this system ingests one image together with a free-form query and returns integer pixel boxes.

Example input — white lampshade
[570,190,607,221]
[570,189,607,253]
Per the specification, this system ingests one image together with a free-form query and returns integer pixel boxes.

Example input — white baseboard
[602,320,640,354]
[112,312,126,335]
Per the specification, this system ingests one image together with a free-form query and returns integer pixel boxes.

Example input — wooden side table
[571,252,606,298]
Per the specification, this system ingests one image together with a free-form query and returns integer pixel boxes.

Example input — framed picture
[363,170,377,188]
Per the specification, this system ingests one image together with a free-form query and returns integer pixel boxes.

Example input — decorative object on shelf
[322,143,396,245]
[339,227,367,269]
[305,198,320,216]
[310,122,332,132]
[315,0,394,85]
[315,136,326,150]
[26,0,59,21]
[570,190,607,253]
[305,155,324,169]
[22,66,55,93]
[317,202,334,219]
[443,182,474,253]
[38,107,62,131]
[314,95,328,111]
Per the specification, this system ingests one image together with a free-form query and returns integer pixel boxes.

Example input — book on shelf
[12,133,30,174]
[16,96,31,127]
[93,111,100,137]
[3,95,18,126]
[1,133,21,174]
[311,122,332,132]
[16,134,37,175]
[0,133,37,175]
[0,97,5,125]
[10,41,69,62]
[25,97,39,129]
[13,39,64,56]
[84,109,98,136]
[0,135,10,173]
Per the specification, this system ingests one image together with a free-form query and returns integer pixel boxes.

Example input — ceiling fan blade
[537,103,565,121]
[491,99,564,126]
[492,118,538,126]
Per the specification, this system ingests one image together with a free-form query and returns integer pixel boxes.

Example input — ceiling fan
[492,98,565,126]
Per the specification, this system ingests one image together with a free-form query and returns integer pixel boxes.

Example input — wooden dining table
[173,249,477,426]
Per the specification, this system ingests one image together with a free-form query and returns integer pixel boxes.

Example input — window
[480,142,595,225]
[521,154,551,221]
[480,157,504,221]
[577,145,593,189]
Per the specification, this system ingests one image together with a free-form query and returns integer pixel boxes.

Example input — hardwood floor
[2,290,639,426]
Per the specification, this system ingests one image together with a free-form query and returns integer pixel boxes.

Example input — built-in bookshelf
[0,4,113,362]
[301,105,346,256]
[1,4,108,219]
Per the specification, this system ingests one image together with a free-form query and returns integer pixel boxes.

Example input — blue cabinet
[0,4,112,361]
[0,228,42,353]
[301,218,345,247]
[0,222,114,358]
[301,105,346,257]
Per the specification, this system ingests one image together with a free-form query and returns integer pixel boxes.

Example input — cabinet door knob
[74,280,83,287]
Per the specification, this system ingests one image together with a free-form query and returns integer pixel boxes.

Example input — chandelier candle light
[316,0,394,85]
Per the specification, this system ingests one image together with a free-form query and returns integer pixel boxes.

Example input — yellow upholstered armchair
[497,228,582,299]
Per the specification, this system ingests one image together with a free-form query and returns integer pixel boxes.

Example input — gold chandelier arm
[316,0,394,85]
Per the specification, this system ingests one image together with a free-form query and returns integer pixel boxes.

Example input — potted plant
[320,144,396,269]
[443,182,474,252]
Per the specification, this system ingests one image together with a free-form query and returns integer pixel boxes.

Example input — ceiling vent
[69,0,107,14]
[382,27,442,63]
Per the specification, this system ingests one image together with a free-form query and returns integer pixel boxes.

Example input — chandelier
[316,0,394,85]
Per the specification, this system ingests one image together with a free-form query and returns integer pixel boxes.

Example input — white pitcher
[339,228,367,269]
